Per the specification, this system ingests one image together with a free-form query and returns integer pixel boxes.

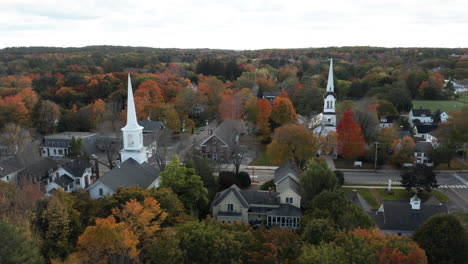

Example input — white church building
[87,74,161,199]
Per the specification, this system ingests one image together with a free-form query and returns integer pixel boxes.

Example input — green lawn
[412,100,466,113]
[375,189,450,202]
[434,159,468,170]
[334,158,380,170]
[250,146,273,166]
[342,187,381,209]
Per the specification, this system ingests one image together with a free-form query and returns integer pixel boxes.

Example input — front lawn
[434,159,468,170]
[249,146,273,166]
[334,158,381,170]
[342,187,380,209]
[374,188,450,202]
[412,100,466,113]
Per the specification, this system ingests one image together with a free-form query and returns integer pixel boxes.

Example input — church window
[127,134,134,148]
[330,101,333,108]
[327,101,329,108]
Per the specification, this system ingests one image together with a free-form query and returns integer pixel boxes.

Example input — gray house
[211,160,302,228]
[0,158,24,183]
[41,132,97,158]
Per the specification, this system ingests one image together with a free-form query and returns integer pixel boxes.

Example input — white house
[87,74,160,199]
[409,109,433,124]
[41,132,97,158]
[440,112,449,123]
[379,116,399,129]
[45,159,92,194]
[0,159,23,183]
[414,142,434,167]
[211,160,303,228]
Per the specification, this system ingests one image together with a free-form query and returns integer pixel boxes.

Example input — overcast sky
[1,0,467,49]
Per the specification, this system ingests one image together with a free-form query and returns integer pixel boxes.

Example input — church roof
[326,58,334,92]
[94,158,160,192]
[122,74,143,131]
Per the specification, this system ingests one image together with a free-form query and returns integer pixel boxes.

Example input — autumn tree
[34,100,61,134]
[270,96,297,125]
[256,98,272,138]
[70,215,139,264]
[267,124,319,168]
[0,123,38,165]
[336,108,366,160]
[78,99,106,130]
[160,155,208,216]
[219,92,241,120]
[145,228,184,264]
[0,95,30,126]
[17,87,39,110]
[413,214,467,264]
[162,104,180,131]
[197,76,225,116]
[390,136,416,165]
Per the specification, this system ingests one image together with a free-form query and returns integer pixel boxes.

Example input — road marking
[453,173,468,185]
[449,188,468,203]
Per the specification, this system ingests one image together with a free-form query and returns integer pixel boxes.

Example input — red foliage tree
[337,107,366,160]
[256,98,272,138]
[219,93,241,120]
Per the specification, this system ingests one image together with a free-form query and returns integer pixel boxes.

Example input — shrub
[236,171,251,188]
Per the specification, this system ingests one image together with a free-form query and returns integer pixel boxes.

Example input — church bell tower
[322,59,336,128]
[120,74,148,164]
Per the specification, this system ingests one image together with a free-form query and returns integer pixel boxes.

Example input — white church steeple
[322,59,336,127]
[121,74,148,164]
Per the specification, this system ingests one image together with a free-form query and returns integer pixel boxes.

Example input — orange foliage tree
[16,87,39,110]
[256,98,272,138]
[337,107,366,160]
[0,95,30,126]
[79,99,106,130]
[219,93,241,120]
[134,80,164,120]
[390,136,416,165]
[270,97,297,125]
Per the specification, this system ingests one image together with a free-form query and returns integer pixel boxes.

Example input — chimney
[209,129,213,135]
[410,194,421,210]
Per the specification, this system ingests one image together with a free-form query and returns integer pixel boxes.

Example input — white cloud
[1,0,466,49]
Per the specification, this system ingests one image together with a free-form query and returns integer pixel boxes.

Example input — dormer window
[227,204,234,211]
[286,197,293,204]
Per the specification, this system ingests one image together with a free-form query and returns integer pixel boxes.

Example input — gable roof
[0,158,23,178]
[54,175,74,187]
[267,204,302,217]
[398,131,412,139]
[23,158,60,176]
[416,124,438,134]
[200,120,242,148]
[274,160,301,184]
[376,200,447,231]
[212,184,249,208]
[240,190,279,206]
[137,121,165,133]
[411,109,432,117]
[61,159,91,177]
[92,158,160,192]
[415,142,433,153]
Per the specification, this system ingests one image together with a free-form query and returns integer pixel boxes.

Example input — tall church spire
[326,58,334,92]
[122,74,141,131]
[121,73,147,164]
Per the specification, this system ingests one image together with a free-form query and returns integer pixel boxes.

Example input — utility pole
[374,142,379,171]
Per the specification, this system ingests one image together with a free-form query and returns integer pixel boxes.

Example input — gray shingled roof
[62,159,91,177]
[415,142,433,153]
[376,200,447,231]
[0,159,23,178]
[416,124,438,134]
[212,184,249,208]
[97,158,160,192]
[23,158,59,176]
[54,175,74,188]
[412,109,432,117]
[138,121,165,133]
[274,160,301,184]
[267,204,302,217]
[240,190,279,206]
[398,131,412,139]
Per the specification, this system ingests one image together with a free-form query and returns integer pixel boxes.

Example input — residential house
[262,91,279,104]
[414,142,434,166]
[415,124,439,146]
[409,109,433,124]
[197,120,242,162]
[45,158,93,194]
[0,158,24,183]
[440,111,449,123]
[137,121,165,134]
[87,158,160,199]
[87,74,160,199]
[379,116,399,129]
[211,160,302,228]
[373,195,447,235]
[19,158,61,191]
[41,132,97,158]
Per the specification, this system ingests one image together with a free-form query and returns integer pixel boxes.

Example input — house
[0,158,24,183]
[87,158,160,199]
[414,142,434,166]
[87,74,160,199]
[197,120,242,162]
[45,158,93,194]
[262,91,280,104]
[19,158,61,191]
[211,160,302,228]
[409,109,433,124]
[379,116,399,128]
[41,132,97,158]
[415,124,439,146]
[373,195,447,235]
[440,112,449,123]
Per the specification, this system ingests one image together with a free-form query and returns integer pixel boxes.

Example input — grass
[342,187,381,209]
[375,189,450,202]
[412,100,467,113]
[434,159,468,170]
[333,158,380,170]
[250,146,273,166]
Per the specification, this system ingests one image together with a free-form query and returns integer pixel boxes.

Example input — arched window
[127,134,134,148]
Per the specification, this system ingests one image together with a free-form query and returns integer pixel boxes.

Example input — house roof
[379,116,399,124]
[137,121,165,132]
[398,131,412,139]
[263,91,279,97]
[0,158,23,178]
[240,190,279,206]
[200,120,242,148]
[94,158,160,192]
[415,142,433,153]
[266,204,302,217]
[61,159,91,177]
[44,132,96,140]
[274,160,301,184]
[212,184,249,208]
[23,158,60,176]
[54,175,74,187]
[416,124,438,134]
[375,199,447,231]
[411,109,432,117]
